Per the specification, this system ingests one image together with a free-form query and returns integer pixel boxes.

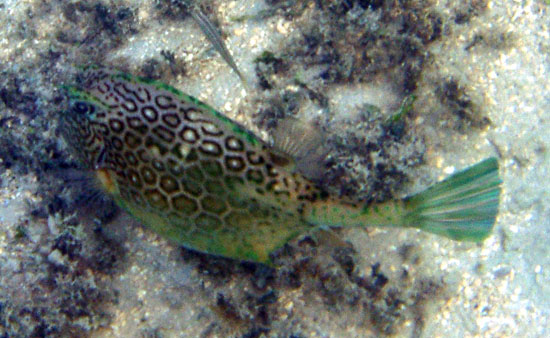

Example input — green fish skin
[60,66,502,265]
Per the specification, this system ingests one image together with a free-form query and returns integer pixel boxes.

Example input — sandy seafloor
[0,0,549,337]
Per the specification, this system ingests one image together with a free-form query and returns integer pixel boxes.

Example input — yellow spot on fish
[150,145,161,157]
[179,143,191,157]
[96,169,117,194]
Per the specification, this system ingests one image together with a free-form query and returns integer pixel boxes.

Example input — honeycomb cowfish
[61,66,502,265]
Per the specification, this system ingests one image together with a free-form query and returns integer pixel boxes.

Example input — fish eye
[73,101,91,114]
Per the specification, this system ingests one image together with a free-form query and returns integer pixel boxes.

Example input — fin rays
[404,157,502,241]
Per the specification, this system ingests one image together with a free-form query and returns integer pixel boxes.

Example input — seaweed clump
[0,2,137,334]
[250,1,448,202]
[0,215,121,336]
[252,0,493,202]
[254,1,447,92]
[435,77,491,132]
[57,1,138,55]
[174,232,447,337]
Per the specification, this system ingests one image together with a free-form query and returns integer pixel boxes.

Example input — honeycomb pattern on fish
[64,67,321,262]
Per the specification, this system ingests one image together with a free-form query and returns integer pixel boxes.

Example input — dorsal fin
[271,116,327,179]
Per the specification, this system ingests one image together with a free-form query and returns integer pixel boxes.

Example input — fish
[176,1,247,86]
[189,7,248,87]
[60,66,502,265]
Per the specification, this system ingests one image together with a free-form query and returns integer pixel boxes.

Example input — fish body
[61,67,502,265]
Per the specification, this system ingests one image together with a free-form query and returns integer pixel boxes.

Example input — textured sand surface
[0,1,548,337]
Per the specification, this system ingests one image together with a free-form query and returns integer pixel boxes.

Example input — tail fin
[403,158,501,241]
